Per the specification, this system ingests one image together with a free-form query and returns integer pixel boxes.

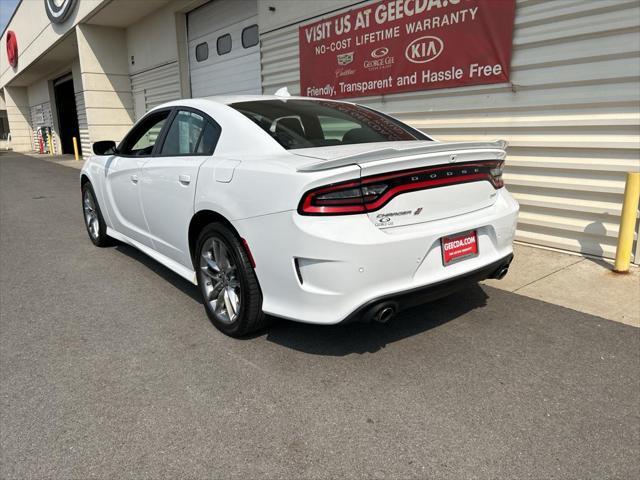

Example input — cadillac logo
[45,0,78,24]
[337,52,354,66]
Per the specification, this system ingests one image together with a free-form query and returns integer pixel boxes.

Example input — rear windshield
[229,99,430,150]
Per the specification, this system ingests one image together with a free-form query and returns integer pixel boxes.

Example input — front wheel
[196,223,269,337]
[82,183,112,247]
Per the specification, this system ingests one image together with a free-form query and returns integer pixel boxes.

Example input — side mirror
[92,140,117,155]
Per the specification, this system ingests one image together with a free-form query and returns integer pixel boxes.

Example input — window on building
[119,110,171,156]
[160,110,221,155]
[242,25,259,48]
[217,34,232,55]
[195,42,209,62]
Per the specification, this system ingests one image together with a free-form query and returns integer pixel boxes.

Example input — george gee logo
[364,46,394,71]
[370,47,389,59]
[405,36,444,64]
[336,52,354,66]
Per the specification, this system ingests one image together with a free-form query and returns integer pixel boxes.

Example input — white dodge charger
[81,95,518,337]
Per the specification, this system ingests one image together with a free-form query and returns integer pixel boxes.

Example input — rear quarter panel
[193,154,361,222]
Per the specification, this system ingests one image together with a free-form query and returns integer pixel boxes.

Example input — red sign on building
[299,0,516,99]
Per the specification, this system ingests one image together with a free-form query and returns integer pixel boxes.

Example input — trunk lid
[294,140,506,228]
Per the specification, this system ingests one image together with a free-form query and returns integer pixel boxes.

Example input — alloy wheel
[200,237,241,324]
[83,190,100,240]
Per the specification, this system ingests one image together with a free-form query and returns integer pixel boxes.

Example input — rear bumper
[341,253,513,324]
[235,188,519,325]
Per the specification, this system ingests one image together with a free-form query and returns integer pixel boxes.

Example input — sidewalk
[484,243,640,327]
[22,152,640,327]
[24,152,83,170]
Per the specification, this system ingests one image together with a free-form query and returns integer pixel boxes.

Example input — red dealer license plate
[441,230,479,266]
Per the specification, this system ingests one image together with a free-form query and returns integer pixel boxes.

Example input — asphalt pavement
[1,152,638,479]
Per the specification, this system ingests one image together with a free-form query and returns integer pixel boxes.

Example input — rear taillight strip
[299,161,504,216]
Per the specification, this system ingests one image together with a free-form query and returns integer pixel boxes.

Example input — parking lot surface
[1,152,639,479]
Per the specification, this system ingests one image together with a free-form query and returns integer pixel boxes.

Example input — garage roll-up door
[187,0,261,98]
[131,62,182,121]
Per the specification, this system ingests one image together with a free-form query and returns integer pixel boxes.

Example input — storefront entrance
[53,74,81,155]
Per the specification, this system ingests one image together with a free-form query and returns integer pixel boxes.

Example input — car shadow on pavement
[263,285,489,356]
[113,243,203,304]
[112,241,489,355]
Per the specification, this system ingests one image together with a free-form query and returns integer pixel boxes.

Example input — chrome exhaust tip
[375,306,396,323]
[493,266,509,280]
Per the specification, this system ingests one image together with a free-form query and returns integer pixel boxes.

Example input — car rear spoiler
[296,140,507,172]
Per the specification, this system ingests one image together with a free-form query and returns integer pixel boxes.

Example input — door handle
[130,174,139,183]
[179,174,191,185]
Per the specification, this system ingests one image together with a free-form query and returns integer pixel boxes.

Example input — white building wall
[126,2,188,119]
[3,86,31,152]
[259,0,640,260]
[76,24,135,147]
[0,0,105,88]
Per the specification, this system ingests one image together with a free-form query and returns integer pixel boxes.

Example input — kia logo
[405,36,444,64]
[371,47,389,59]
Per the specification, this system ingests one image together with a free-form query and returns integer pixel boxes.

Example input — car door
[139,108,221,267]
[103,109,172,247]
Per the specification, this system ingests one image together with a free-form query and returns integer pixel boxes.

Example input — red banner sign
[299,0,516,99]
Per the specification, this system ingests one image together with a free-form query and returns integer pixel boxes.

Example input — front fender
[80,155,114,228]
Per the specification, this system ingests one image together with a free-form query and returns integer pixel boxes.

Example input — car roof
[202,94,349,105]
[148,95,352,116]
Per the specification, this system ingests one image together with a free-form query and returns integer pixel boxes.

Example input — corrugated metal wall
[131,61,181,120]
[29,102,53,151]
[74,91,90,156]
[260,0,640,260]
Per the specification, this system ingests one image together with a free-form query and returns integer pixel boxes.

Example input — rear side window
[217,34,232,55]
[230,100,429,150]
[196,121,222,154]
[242,25,259,48]
[160,110,220,155]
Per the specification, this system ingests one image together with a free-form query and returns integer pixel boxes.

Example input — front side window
[160,110,221,155]
[229,100,429,150]
[119,111,170,156]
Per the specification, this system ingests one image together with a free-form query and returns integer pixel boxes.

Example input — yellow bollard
[72,136,80,161]
[613,172,640,273]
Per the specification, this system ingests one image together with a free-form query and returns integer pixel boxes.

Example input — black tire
[195,223,270,337]
[81,182,112,247]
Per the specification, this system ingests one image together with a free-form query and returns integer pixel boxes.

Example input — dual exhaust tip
[361,262,511,324]
[492,266,510,280]
[363,302,397,324]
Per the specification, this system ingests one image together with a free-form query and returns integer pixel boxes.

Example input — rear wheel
[82,183,111,247]
[196,223,269,337]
